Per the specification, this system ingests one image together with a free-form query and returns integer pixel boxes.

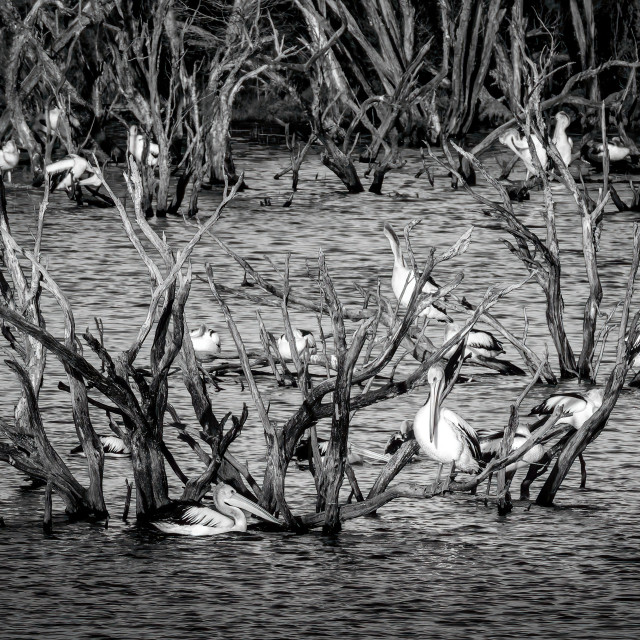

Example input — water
[1,142,639,639]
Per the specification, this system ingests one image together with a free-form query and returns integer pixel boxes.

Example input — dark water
[1,142,639,639]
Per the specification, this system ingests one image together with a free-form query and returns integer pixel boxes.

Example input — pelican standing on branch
[383,222,451,323]
[150,483,280,536]
[414,362,481,490]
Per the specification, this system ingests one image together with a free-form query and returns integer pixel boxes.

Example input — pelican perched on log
[150,483,280,536]
[70,435,131,458]
[0,141,19,182]
[552,112,573,167]
[414,362,481,489]
[128,125,159,166]
[383,222,451,323]
[443,323,525,375]
[499,127,548,178]
[190,324,221,358]
[277,328,317,361]
[45,154,90,194]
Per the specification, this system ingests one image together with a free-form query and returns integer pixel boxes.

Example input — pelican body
[128,125,159,166]
[277,328,317,361]
[70,434,131,458]
[499,128,548,178]
[45,154,90,194]
[190,324,221,357]
[151,483,280,536]
[552,112,573,167]
[294,436,388,465]
[480,424,544,473]
[0,141,19,182]
[414,363,481,478]
[383,222,451,322]
[444,323,504,360]
[529,389,603,429]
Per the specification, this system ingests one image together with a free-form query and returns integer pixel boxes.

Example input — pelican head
[554,111,571,129]
[2,140,18,155]
[498,127,521,150]
[427,362,446,444]
[190,323,206,338]
[585,388,604,408]
[213,483,280,525]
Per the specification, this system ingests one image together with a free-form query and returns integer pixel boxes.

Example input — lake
[1,139,639,639]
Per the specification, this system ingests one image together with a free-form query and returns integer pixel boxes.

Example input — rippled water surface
[1,140,640,639]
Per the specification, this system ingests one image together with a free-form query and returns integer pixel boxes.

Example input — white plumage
[383,222,451,322]
[277,328,317,361]
[595,138,631,163]
[528,389,603,429]
[190,324,221,358]
[150,483,280,536]
[128,125,159,166]
[0,141,19,182]
[45,154,90,192]
[480,424,545,473]
[552,112,573,167]
[444,322,504,360]
[70,434,130,458]
[414,363,481,481]
[499,127,548,179]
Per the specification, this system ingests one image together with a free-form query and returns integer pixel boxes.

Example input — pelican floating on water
[582,138,632,165]
[190,324,221,358]
[128,125,159,166]
[70,434,131,458]
[552,112,573,167]
[0,141,19,183]
[499,128,548,178]
[414,362,481,488]
[277,328,317,361]
[383,222,451,322]
[150,483,280,536]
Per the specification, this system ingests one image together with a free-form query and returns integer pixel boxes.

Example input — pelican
[480,424,545,474]
[552,112,573,167]
[45,154,90,194]
[596,138,631,163]
[150,483,280,536]
[528,389,603,429]
[277,328,317,361]
[190,324,221,357]
[414,362,481,489]
[498,127,548,178]
[70,434,131,458]
[128,125,159,166]
[383,222,451,322]
[294,436,389,465]
[0,141,19,183]
[384,419,416,457]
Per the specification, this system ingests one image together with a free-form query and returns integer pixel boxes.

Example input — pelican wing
[180,505,231,528]
[529,393,586,416]
[468,329,503,352]
[101,435,129,455]
[444,409,481,459]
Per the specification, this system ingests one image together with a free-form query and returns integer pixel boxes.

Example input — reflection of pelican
[552,112,573,167]
[190,324,221,357]
[150,483,280,536]
[128,125,159,166]
[277,328,317,361]
[499,128,548,178]
[383,222,451,322]
[0,141,19,183]
[70,435,130,458]
[414,362,481,488]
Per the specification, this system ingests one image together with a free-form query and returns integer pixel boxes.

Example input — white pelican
[383,222,451,322]
[277,328,317,361]
[480,424,545,474]
[498,127,548,178]
[70,434,131,458]
[528,389,603,429]
[552,112,573,167]
[45,154,90,193]
[0,141,19,183]
[294,436,389,465]
[128,125,159,166]
[190,324,221,358]
[414,362,481,488]
[596,138,631,163]
[150,483,280,536]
